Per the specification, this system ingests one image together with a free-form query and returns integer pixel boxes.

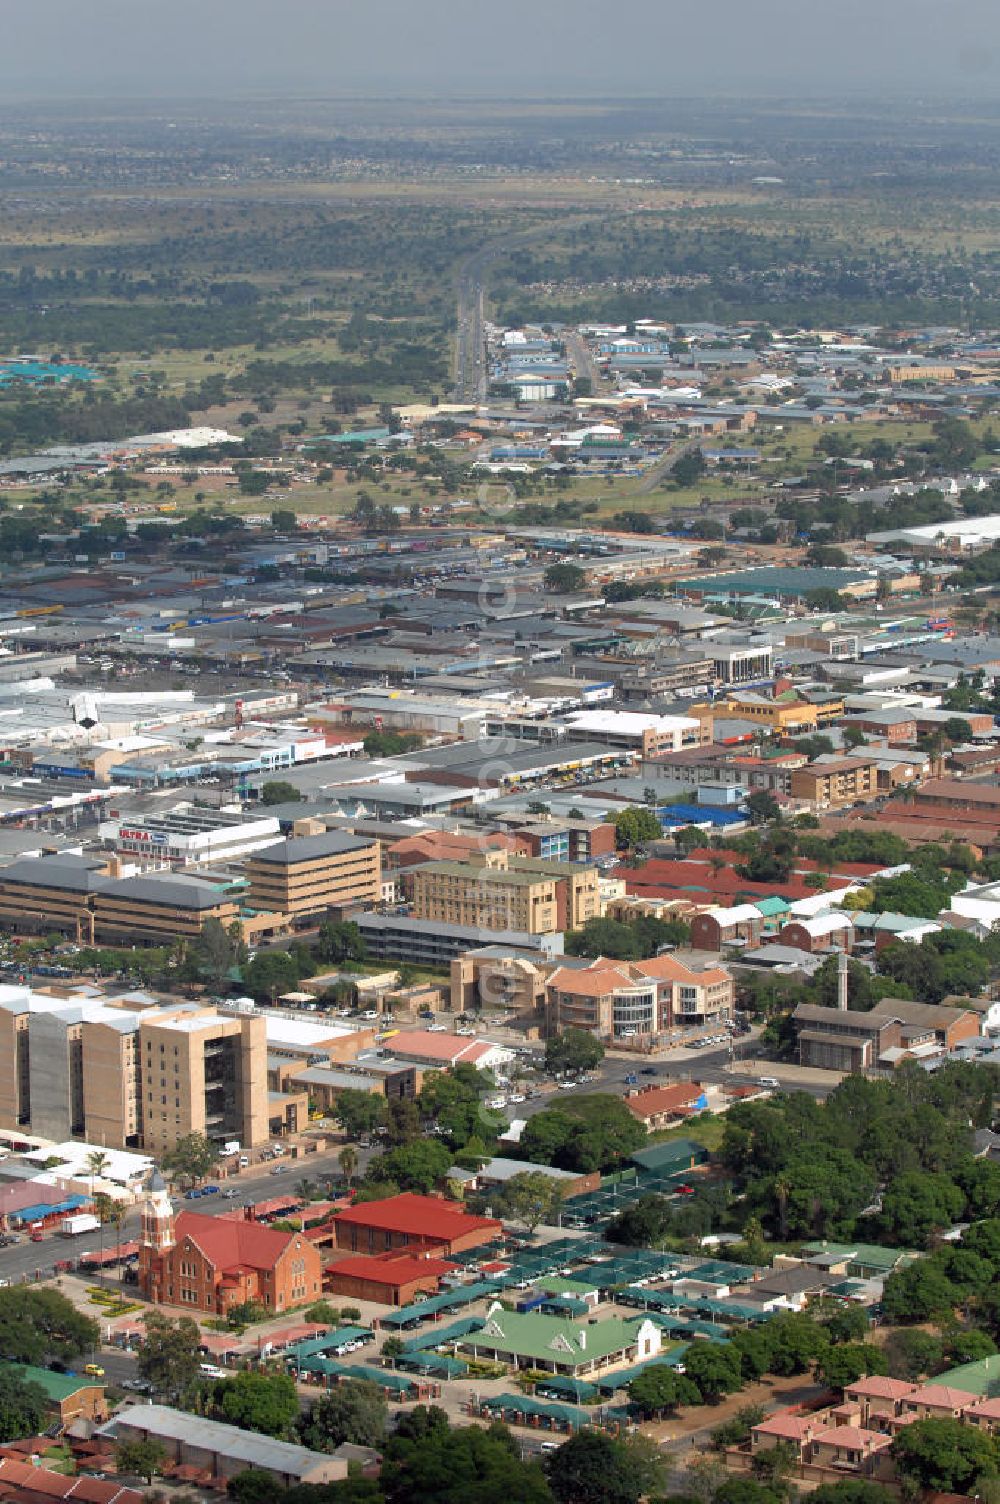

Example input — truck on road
[60,1213,100,1237]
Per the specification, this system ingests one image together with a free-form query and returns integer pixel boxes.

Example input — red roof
[173,1211,303,1275]
[325,1251,458,1288]
[0,1459,143,1504]
[624,1082,705,1121]
[333,1192,501,1244]
[625,858,854,904]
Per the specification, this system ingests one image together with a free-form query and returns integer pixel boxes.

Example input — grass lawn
[647,1114,727,1153]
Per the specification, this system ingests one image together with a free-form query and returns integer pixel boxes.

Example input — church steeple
[140,1168,175,1255]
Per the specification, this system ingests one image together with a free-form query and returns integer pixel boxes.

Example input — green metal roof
[3,1363,98,1402]
[461,1311,647,1367]
[755,896,790,916]
[686,1259,759,1284]
[934,1355,1000,1398]
[630,1139,709,1174]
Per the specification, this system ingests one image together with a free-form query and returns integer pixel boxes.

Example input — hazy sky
[2,0,998,98]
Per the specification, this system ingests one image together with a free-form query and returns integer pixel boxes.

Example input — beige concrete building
[789,758,879,810]
[412,852,599,937]
[450,948,554,1016]
[0,989,273,1154]
[245,831,380,920]
[139,1009,268,1159]
[82,1012,144,1149]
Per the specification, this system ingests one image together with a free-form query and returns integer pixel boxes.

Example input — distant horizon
[2,0,998,100]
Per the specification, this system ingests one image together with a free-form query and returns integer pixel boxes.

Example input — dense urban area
[1,89,1000,1504]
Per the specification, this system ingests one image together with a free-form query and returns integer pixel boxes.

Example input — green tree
[300,1379,387,1450]
[334,1089,388,1140]
[613,806,662,849]
[881,1261,961,1323]
[517,1095,646,1174]
[243,949,301,1002]
[365,1140,452,1195]
[880,1169,966,1247]
[544,1029,605,1078]
[259,780,303,805]
[212,1372,299,1438]
[545,1429,663,1504]
[0,1288,99,1367]
[884,1328,945,1381]
[162,1132,218,1189]
[891,1416,1000,1494]
[85,1148,111,1191]
[746,791,780,826]
[116,1438,167,1484]
[494,1171,567,1237]
[605,1193,672,1249]
[0,1367,49,1442]
[227,1469,278,1504]
[710,1405,768,1451]
[823,1306,869,1345]
[544,562,587,594]
[339,1144,358,1185]
[816,1342,888,1392]
[808,1484,897,1504]
[628,1365,701,1418]
[683,1341,745,1401]
[136,1313,203,1402]
[316,921,368,965]
[186,917,241,987]
[564,918,641,960]
[382,1416,552,1504]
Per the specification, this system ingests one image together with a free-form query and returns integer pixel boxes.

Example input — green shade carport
[594,1349,689,1395]
[380,1278,505,1328]
[334,1363,421,1395]
[401,1316,484,1352]
[534,1374,599,1403]
[284,1326,373,1362]
[481,1392,588,1430]
[395,1352,469,1379]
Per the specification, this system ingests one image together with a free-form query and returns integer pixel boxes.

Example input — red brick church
[138,1171,322,1317]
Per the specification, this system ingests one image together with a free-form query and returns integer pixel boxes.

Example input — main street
[0,1031,839,1287]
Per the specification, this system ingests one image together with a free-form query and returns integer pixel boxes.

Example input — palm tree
[339,1145,358,1187]
[774,1174,792,1241]
[86,1150,110,1196]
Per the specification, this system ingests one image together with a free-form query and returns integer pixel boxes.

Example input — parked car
[640,1066,657,1076]
[201,1185,220,1196]
[270,1165,287,1175]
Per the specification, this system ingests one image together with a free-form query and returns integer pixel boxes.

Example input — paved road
[636,437,702,495]
[0,1144,357,1288]
[565,330,603,396]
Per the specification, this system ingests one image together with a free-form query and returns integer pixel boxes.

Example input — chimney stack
[837,950,849,1011]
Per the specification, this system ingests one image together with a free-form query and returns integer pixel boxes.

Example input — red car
[674,1184,695,1196]
[29,1230,44,1242]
